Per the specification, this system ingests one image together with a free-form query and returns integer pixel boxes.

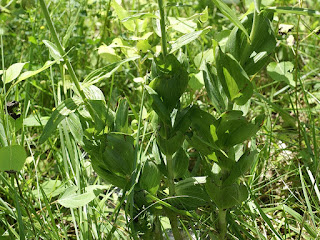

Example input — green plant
[3,0,317,239]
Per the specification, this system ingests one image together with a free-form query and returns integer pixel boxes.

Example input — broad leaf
[18,61,56,82]
[0,145,27,172]
[145,85,171,125]
[149,54,189,111]
[2,63,27,84]
[216,49,253,105]
[173,177,209,210]
[215,111,264,149]
[100,133,135,176]
[225,12,276,75]
[58,185,109,208]
[139,161,161,195]
[43,40,62,62]
[203,64,226,114]
[23,115,49,127]
[267,61,294,86]
[32,179,65,199]
[172,148,189,179]
[206,180,248,209]
[114,99,129,133]
[66,112,83,145]
[224,150,259,185]
[111,0,135,32]
[98,45,121,63]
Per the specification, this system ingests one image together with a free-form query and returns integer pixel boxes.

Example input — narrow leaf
[62,8,81,47]
[122,12,159,22]
[264,7,320,17]
[170,27,212,54]
[212,0,250,40]
[39,98,83,144]
[18,61,56,82]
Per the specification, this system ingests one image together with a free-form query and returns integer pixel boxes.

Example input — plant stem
[154,215,164,240]
[167,210,183,240]
[157,0,168,56]
[96,0,112,68]
[254,0,261,13]
[218,209,227,239]
[39,0,98,121]
[166,154,175,196]
[13,173,37,236]
[166,154,183,240]
[294,7,302,148]
[39,0,84,99]
[250,8,260,43]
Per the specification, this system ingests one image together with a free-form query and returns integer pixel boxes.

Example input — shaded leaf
[149,54,189,111]
[225,12,276,75]
[115,99,129,133]
[139,161,161,195]
[216,49,253,105]
[39,98,83,144]
[203,64,226,114]
[0,145,27,172]
[173,177,209,210]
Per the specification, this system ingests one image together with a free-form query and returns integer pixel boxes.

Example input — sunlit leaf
[212,0,250,40]
[267,61,295,86]
[58,185,110,208]
[2,63,27,84]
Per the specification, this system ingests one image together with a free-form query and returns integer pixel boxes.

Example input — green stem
[166,154,175,196]
[96,0,112,68]
[157,0,168,56]
[218,209,227,239]
[14,173,37,236]
[254,0,261,13]
[166,154,183,240]
[250,8,260,43]
[167,210,183,240]
[39,0,98,120]
[154,215,164,240]
[240,7,260,64]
